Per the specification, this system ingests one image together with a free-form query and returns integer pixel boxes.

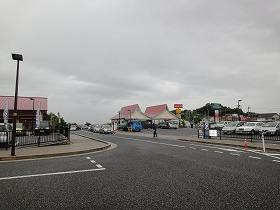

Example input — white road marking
[272,160,280,163]
[96,164,103,168]
[113,136,185,148]
[230,153,240,156]
[214,151,224,154]
[86,157,91,160]
[0,168,106,181]
[90,160,96,164]
[189,143,244,153]
[248,156,262,160]
[201,149,208,151]
[189,147,196,150]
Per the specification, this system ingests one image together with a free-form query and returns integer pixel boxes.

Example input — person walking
[153,123,158,137]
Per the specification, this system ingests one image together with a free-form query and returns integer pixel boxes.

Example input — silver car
[262,122,280,135]
[222,121,245,134]
[100,124,113,134]
[235,122,264,134]
[0,123,11,145]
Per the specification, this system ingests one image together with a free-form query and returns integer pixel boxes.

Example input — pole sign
[211,103,221,110]
[174,104,183,109]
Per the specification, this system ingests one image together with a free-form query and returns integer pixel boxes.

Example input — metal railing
[0,127,70,149]
[198,128,280,142]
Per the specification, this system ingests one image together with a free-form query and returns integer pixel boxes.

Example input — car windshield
[0,125,6,131]
[16,123,23,129]
[225,122,238,127]
[244,122,256,126]
[103,125,111,129]
[263,122,278,127]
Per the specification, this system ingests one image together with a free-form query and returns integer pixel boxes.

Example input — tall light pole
[11,53,23,156]
[128,110,132,123]
[237,99,242,121]
[118,111,121,130]
[30,98,35,131]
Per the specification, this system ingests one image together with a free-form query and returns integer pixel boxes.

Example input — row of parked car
[89,124,114,134]
[215,121,280,135]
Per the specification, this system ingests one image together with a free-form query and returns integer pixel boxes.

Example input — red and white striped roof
[0,96,48,111]
[144,104,168,118]
[145,104,178,120]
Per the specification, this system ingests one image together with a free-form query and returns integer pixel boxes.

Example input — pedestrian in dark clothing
[153,123,157,137]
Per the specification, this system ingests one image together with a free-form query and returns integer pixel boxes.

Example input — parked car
[100,124,113,134]
[235,122,264,134]
[93,124,102,133]
[16,123,26,136]
[222,121,245,134]
[262,122,280,135]
[0,123,11,147]
[70,124,77,131]
[215,121,230,129]
[168,120,179,129]
[34,121,50,135]
[158,122,170,129]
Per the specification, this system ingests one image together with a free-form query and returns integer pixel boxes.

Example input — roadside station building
[111,104,150,129]
[144,104,179,123]
[111,103,179,130]
[0,96,48,129]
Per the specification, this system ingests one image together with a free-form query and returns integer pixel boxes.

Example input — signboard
[209,129,218,137]
[175,108,181,114]
[174,104,183,108]
[211,103,221,110]
[215,110,220,122]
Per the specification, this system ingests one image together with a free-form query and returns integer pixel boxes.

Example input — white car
[0,123,11,145]
[168,120,179,129]
[93,125,102,133]
[70,125,77,131]
[235,122,264,134]
[262,122,280,135]
[100,124,113,134]
[222,121,245,134]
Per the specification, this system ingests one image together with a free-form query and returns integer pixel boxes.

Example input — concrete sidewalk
[116,131,280,152]
[0,134,113,161]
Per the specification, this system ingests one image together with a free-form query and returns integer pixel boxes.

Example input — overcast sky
[1,0,280,123]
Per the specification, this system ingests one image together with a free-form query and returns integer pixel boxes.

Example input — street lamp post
[30,98,35,131]
[237,99,242,121]
[11,53,23,156]
[118,111,121,131]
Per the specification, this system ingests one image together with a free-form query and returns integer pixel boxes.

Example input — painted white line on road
[230,153,240,156]
[189,144,244,153]
[214,151,223,154]
[96,164,103,168]
[113,136,185,148]
[201,149,208,151]
[248,156,262,160]
[86,157,91,160]
[0,168,106,181]
[189,147,196,150]
[272,160,280,163]
[90,160,96,164]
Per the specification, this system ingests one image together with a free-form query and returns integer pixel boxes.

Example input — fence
[198,129,280,142]
[0,127,70,149]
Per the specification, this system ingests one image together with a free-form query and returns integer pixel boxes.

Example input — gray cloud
[1,0,280,123]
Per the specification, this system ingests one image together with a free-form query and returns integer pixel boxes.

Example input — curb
[176,138,280,152]
[0,135,112,161]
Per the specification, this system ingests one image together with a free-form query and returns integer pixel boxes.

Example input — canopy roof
[111,104,150,121]
[144,104,179,120]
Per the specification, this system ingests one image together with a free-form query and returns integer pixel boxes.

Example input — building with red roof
[0,96,48,129]
[144,104,178,121]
